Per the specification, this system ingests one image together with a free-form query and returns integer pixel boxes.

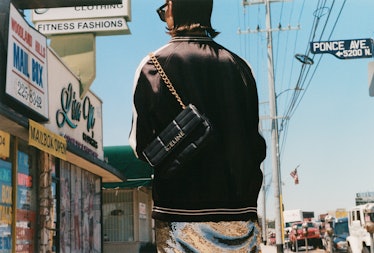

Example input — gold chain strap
[149,53,186,109]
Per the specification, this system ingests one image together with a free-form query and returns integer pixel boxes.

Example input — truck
[283,209,316,248]
[323,216,349,252]
[284,209,304,230]
[288,221,323,251]
[284,209,315,232]
[346,203,374,253]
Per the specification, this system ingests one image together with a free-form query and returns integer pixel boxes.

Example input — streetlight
[275,87,304,99]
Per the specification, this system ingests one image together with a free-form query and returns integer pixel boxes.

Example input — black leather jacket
[129,36,266,222]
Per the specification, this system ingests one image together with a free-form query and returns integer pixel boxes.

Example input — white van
[346,203,374,253]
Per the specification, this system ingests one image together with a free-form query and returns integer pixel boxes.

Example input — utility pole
[239,1,299,253]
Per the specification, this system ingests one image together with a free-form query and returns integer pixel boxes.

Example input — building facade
[0,4,125,252]
[102,146,154,253]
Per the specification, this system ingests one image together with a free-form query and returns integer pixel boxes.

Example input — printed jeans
[155,220,262,253]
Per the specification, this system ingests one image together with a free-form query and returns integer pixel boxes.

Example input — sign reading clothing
[6,4,49,118]
[29,120,67,160]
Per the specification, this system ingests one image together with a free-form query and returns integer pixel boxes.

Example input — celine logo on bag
[142,53,212,168]
[165,130,185,151]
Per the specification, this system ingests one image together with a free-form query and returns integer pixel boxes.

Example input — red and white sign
[6,4,49,118]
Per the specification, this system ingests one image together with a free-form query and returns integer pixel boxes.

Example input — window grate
[103,190,134,242]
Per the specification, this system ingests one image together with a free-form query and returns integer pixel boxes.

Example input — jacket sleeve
[129,56,155,161]
[241,57,267,165]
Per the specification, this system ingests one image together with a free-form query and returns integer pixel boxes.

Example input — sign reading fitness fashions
[31,0,131,36]
[310,38,373,59]
[6,4,49,118]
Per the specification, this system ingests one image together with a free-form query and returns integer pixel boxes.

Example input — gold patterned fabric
[155,220,262,253]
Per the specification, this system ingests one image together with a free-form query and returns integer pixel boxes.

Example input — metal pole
[264,1,283,253]
[261,162,267,245]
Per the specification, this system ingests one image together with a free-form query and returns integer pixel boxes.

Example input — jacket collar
[170,36,213,42]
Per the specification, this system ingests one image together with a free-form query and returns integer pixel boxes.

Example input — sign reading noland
[31,0,131,36]
[29,120,67,160]
[6,4,49,118]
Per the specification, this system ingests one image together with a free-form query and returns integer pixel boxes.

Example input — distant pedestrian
[129,0,266,252]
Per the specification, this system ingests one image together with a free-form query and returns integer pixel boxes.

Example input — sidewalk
[260,244,325,253]
[260,244,277,253]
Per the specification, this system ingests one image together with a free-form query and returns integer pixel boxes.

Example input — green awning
[103,146,153,189]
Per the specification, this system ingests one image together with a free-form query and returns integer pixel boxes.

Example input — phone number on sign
[17,80,43,109]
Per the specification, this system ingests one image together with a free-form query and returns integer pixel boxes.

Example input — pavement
[260,244,326,253]
[260,244,277,253]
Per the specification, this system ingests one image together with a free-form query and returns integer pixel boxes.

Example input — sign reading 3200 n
[6,4,49,118]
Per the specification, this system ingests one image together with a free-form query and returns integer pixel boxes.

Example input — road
[261,245,326,253]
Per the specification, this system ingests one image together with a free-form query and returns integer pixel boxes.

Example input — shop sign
[31,0,131,36]
[32,1,130,22]
[12,0,122,9]
[29,120,67,160]
[6,4,49,118]
[45,49,104,159]
[139,202,147,219]
[33,17,129,36]
[0,130,10,159]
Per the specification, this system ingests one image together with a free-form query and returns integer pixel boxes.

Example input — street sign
[310,38,373,59]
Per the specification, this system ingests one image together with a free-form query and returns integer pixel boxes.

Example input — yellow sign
[29,120,67,160]
[0,130,10,159]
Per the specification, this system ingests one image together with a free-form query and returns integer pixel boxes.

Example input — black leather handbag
[142,53,211,167]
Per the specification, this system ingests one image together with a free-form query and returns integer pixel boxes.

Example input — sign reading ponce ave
[310,38,373,59]
[6,4,49,118]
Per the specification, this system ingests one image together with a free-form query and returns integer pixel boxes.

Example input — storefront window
[16,143,37,253]
[103,190,134,242]
[0,159,12,252]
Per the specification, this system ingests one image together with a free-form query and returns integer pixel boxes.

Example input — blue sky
[28,0,374,220]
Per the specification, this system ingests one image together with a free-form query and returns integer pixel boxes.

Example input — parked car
[288,221,323,251]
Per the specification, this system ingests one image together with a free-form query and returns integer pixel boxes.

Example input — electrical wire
[279,0,347,156]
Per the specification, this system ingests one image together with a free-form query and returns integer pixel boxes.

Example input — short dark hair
[168,0,219,38]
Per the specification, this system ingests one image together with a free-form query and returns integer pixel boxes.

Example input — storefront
[0,4,125,252]
[102,146,154,253]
